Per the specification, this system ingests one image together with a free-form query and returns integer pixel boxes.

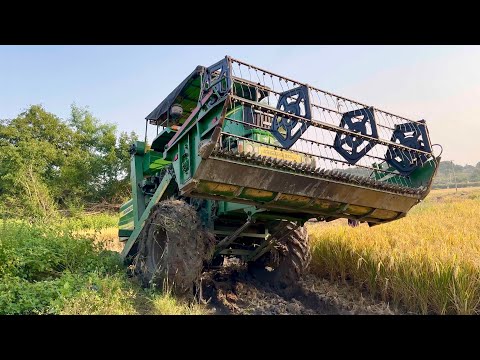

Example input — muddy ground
[199,259,399,315]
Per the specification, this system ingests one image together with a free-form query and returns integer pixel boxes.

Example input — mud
[200,258,397,315]
[132,201,398,314]
[134,200,216,299]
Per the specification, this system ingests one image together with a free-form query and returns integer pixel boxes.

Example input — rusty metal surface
[211,148,426,197]
[187,156,420,219]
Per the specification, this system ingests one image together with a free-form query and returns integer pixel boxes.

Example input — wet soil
[199,259,397,315]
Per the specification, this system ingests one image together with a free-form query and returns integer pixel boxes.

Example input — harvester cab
[118,56,441,293]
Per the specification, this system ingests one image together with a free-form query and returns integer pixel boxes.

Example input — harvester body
[119,56,440,263]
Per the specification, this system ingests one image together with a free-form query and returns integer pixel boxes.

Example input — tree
[0,104,137,219]
[433,160,480,189]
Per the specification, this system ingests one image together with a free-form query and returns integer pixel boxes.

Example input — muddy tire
[133,199,215,299]
[249,221,311,288]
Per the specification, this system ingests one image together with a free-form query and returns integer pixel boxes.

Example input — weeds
[0,220,208,315]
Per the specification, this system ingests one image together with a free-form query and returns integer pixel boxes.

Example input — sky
[0,45,478,165]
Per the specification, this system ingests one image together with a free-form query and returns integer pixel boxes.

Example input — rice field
[307,187,480,314]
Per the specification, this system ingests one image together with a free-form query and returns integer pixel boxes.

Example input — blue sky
[1,45,478,165]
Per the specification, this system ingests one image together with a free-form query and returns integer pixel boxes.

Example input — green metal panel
[250,129,278,145]
[372,158,438,189]
[223,106,250,137]
[151,127,177,152]
[131,142,146,228]
[408,158,438,188]
[166,103,225,186]
[143,150,171,175]
[121,173,174,259]
[118,199,134,239]
[217,202,253,216]
[119,229,133,238]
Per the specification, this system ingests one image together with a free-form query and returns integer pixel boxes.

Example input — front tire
[133,199,215,299]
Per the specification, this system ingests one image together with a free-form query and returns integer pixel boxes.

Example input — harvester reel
[385,121,432,175]
[201,57,232,100]
[271,86,311,149]
[334,107,378,164]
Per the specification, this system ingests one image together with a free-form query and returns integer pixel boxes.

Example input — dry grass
[307,187,480,314]
[70,228,210,315]
[149,292,212,315]
[73,227,123,252]
[60,281,211,315]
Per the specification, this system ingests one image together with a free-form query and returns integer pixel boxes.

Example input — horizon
[1,45,477,165]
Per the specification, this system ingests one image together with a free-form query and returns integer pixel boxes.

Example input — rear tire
[133,199,215,299]
[248,221,311,288]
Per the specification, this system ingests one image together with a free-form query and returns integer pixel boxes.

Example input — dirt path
[199,259,397,315]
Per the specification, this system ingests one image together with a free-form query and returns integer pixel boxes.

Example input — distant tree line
[432,160,480,189]
[331,159,479,190]
[0,104,137,219]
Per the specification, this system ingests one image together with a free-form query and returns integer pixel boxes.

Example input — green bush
[61,213,119,231]
[0,219,208,315]
[0,220,126,314]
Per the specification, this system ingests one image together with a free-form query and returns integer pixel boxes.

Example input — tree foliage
[0,104,137,219]
[433,160,480,189]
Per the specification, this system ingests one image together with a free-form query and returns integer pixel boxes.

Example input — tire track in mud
[200,259,398,315]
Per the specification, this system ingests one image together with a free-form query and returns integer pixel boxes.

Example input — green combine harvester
[118,56,441,296]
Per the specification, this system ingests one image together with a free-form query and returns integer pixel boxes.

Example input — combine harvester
[118,56,441,295]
